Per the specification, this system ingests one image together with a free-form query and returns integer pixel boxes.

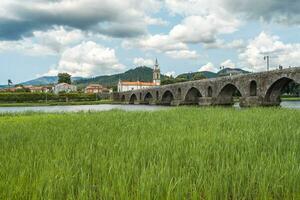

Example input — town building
[85,84,103,94]
[53,83,77,94]
[85,84,113,94]
[118,59,161,92]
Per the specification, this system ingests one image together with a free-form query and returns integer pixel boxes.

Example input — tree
[192,73,206,80]
[58,73,71,84]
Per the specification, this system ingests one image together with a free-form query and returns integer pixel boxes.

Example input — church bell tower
[153,58,161,85]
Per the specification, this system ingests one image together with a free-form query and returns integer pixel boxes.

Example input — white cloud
[165,50,199,59]
[204,39,245,50]
[0,0,163,40]
[144,16,168,26]
[0,26,85,56]
[198,62,218,72]
[133,58,154,66]
[169,15,240,44]
[164,71,176,77]
[0,39,55,56]
[47,41,125,77]
[165,0,300,25]
[221,59,236,68]
[123,34,188,52]
[239,32,300,71]
[32,26,85,53]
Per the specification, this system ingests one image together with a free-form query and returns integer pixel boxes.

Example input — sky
[1,0,300,84]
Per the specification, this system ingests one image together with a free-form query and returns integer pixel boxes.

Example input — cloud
[204,39,245,50]
[0,39,55,56]
[221,59,236,68]
[239,32,300,71]
[169,15,240,44]
[133,58,154,67]
[198,62,218,72]
[165,0,300,25]
[123,34,201,60]
[144,16,168,26]
[0,26,85,56]
[165,50,199,59]
[123,34,188,52]
[164,71,176,77]
[0,0,163,40]
[222,0,300,25]
[46,41,125,77]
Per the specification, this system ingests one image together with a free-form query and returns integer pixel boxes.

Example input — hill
[177,71,217,79]
[20,76,83,86]
[217,68,250,76]
[75,66,168,87]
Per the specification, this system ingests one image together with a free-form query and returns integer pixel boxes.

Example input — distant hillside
[177,71,217,79]
[217,68,250,76]
[75,66,168,87]
[20,76,83,86]
[1,67,250,89]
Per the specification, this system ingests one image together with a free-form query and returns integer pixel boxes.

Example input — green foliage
[0,108,299,199]
[0,93,97,103]
[192,72,206,80]
[161,77,176,85]
[58,73,72,84]
[75,67,167,87]
[282,82,300,96]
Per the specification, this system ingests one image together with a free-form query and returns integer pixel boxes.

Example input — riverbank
[0,100,113,107]
[0,107,299,199]
[281,97,300,101]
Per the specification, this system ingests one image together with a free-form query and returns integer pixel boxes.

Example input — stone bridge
[113,67,300,107]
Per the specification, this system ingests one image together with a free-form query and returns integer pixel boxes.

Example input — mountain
[177,71,217,79]
[217,68,250,76]
[75,66,168,87]
[1,67,250,89]
[19,76,83,86]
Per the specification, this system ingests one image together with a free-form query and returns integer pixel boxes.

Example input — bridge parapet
[114,67,300,107]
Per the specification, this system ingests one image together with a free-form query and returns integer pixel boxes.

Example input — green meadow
[0,108,299,199]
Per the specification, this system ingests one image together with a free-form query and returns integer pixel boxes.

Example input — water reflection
[0,101,299,114]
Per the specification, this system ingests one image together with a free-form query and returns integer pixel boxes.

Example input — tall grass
[0,108,299,199]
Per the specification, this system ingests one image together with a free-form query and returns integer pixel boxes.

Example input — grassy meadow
[0,107,299,199]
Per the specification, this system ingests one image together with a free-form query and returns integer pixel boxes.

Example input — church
[117,59,161,92]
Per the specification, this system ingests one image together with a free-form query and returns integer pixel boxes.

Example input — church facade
[118,59,161,92]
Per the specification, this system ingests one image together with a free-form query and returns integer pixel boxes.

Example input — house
[53,83,77,94]
[26,86,43,93]
[118,81,158,92]
[85,84,103,94]
[118,59,161,92]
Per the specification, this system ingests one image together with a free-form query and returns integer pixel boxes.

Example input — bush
[0,93,98,103]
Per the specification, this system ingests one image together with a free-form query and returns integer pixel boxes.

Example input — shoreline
[0,100,114,107]
[0,97,299,107]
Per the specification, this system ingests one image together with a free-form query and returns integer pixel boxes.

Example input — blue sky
[1,0,300,85]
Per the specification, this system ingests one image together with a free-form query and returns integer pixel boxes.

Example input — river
[0,101,299,114]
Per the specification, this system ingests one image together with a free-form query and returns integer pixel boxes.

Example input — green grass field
[0,108,299,199]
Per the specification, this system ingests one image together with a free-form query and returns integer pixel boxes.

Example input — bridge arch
[129,94,138,104]
[177,88,182,99]
[156,91,159,100]
[207,86,213,97]
[250,80,257,96]
[161,90,174,105]
[264,77,298,105]
[217,83,242,105]
[144,92,153,105]
[184,87,202,105]
[121,95,125,102]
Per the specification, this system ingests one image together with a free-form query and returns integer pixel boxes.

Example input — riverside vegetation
[0,107,299,199]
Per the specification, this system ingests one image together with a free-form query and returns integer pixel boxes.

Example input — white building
[118,59,161,92]
[53,83,77,94]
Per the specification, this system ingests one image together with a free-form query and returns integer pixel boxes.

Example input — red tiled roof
[120,81,157,86]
